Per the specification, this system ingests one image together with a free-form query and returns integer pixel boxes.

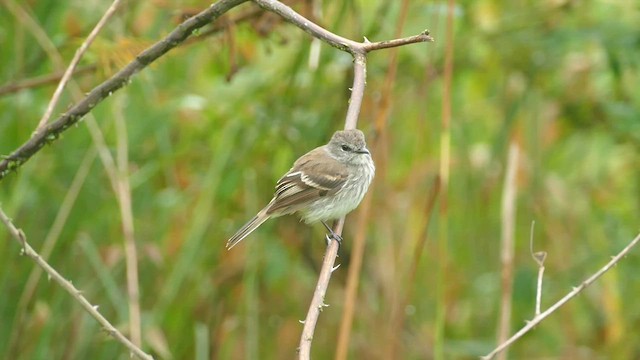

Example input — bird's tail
[226,209,271,250]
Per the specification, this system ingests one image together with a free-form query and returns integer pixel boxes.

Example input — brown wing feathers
[265,148,348,215]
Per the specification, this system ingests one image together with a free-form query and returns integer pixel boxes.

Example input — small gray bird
[226,129,375,249]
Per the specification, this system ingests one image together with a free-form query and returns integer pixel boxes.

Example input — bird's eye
[341,145,350,151]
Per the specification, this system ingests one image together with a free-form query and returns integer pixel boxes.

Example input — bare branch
[361,30,434,52]
[0,207,154,360]
[0,0,249,180]
[483,232,640,360]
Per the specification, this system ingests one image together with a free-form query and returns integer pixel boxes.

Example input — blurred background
[1,0,639,359]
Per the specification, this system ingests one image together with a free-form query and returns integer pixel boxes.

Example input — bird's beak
[356,147,371,155]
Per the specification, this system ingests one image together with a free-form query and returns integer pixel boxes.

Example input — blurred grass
[1,0,639,359]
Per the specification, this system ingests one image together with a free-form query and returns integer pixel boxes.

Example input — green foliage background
[0,0,639,359]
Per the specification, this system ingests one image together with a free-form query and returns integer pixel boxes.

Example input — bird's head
[327,129,371,165]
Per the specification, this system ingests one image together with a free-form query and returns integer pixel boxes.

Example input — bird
[226,129,375,250]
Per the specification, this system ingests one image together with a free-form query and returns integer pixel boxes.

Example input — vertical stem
[114,95,142,347]
[344,52,367,129]
[496,142,519,360]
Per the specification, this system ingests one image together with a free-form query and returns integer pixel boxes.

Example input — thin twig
[0,207,154,360]
[35,0,123,131]
[361,30,433,52]
[483,232,640,360]
[0,65,96,97]
[0,0,249,180]
[529,221,546,317]
[496,142,519,360]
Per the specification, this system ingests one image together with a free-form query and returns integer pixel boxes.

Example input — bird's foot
[324,233,343,248]
[322,221,342,249]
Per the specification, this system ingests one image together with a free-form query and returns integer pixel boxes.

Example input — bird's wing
[266,147,348,215]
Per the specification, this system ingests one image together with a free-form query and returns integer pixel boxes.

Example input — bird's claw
[325,233,342,250]
[322,221,342,252]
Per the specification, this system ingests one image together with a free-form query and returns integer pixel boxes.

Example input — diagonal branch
[0,206,154,360]
[483,232,640,360]
[0,0,249,180]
